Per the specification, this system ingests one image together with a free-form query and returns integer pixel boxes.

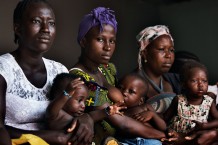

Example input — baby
[108,72,166,145]
[46,73,124,131]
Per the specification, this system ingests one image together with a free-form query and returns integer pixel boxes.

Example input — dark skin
[118,75,166,131]
[164,67,218,144]
[73,24,166,143]
[139,35,175,99]
[0,2,86,145]
[46,77,125,131]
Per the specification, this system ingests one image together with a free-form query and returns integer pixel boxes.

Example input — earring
[144,59,147,63]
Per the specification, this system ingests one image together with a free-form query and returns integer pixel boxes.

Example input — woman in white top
[0,0,81,144]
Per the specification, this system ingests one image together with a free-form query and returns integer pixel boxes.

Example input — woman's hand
[185,130,218,145]
[67,113,94,145]
[161,129,187,145]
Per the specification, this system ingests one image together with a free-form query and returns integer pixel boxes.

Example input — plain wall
[159,0,218,84]
[0,0,217,83]
[0,0,158,77]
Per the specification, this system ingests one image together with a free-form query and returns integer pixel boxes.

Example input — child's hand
[131,110,154,123]
[65,78,84,96]
[108,101,127,116]
[67,119,77,132]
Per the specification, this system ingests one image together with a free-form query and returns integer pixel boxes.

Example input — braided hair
[13,0,52,44]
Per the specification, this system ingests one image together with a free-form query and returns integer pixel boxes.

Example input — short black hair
[49,73,80,100]
[119,72,149,101]
[179,61,208,84]
[13,0,52,44]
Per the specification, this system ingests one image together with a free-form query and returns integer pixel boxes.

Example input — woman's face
[143,35,175,75]
[82,24,116,65]
[15,2,56,53]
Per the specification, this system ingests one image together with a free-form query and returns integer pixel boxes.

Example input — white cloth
[0,53,68,130]
[208,85,218,104]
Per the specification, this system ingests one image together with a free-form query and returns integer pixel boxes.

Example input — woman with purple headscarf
[69,7,166,145]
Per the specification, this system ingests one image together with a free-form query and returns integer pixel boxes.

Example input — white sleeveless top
[0,53,68,130]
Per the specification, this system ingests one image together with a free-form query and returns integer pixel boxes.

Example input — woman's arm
[0,75,11,145]
[163,96,178,123]
[150,111,167,131]
[107,113,166,139]
[146,104,167,131]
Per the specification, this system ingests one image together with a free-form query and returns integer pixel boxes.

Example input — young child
[110,73,166,145]
[118,73,166,131]
[164,61,218,141]
[46,73,124,131]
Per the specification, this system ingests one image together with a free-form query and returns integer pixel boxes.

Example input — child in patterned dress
[163,61,218,143]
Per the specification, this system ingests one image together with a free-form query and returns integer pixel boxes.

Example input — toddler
[164,61,218,142]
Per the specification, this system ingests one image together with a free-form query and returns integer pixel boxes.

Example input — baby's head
[50,73,88,117]
[180,61,208,97]
[77,7,117,45]
[118,73,149,108]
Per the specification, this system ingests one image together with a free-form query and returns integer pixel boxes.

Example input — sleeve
[0,56,12,84]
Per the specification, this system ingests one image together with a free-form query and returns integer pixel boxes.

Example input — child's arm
[132,104,167,131]
[147,104,167,131]
[88,101,126,122]
[46,78,83,129]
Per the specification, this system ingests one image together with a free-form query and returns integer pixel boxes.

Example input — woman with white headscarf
[135,25,181,114]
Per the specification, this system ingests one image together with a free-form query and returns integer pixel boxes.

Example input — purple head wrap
[77,7,117,44]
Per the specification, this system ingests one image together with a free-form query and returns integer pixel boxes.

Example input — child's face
[184,67,208,98]
[82,24,116,65]
[119,76,146,108]
[63,85,88,117]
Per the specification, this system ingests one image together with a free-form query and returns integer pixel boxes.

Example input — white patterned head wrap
[136,25,173,70]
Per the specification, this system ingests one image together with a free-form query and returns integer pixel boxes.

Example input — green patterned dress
[69,63,117,144]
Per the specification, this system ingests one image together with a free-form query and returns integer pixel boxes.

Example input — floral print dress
[169,94,213,133]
